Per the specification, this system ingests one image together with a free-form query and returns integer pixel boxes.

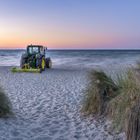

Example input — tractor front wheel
[41,58,46,71]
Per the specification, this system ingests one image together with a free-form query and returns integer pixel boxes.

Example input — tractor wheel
[37,57,46,71]
[46,58,52,68]
[41,57,46,71]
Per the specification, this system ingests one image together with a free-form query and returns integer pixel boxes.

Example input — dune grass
[136,61,140,69]
[82,70,118,115]
[82,68,140,133]
[108,70,140,131]
[126,99,140,140]
[0,86,12,117]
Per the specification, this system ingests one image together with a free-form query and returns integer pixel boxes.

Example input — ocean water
[0,49,140,69]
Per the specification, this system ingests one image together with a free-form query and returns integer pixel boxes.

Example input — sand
[0,67,125,140]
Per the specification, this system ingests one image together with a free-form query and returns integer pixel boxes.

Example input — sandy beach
[0,0,139,139]
[0,67,125,140]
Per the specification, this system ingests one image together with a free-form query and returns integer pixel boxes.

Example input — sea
[0,49,140,70]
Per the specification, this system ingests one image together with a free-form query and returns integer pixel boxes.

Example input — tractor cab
[27,45,46,56]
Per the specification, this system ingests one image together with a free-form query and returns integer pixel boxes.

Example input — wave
[0,50,140,68]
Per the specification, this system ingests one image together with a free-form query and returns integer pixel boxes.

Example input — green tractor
[17,45,52,72]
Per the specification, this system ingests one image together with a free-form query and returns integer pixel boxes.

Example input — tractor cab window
[28,47,39,54]
[40,47,44,55]
[33,47,39,53]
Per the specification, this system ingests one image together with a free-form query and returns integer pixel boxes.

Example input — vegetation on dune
[136,61,140,70]
[0,86,12,117]
[82,70,118,115]
[82,68,140,139]
[107,70,140,131]
[126,99,140,140]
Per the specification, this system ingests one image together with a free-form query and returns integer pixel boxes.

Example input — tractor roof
[27,45,44,48]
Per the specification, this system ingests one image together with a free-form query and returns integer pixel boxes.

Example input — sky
[0,0,140,49]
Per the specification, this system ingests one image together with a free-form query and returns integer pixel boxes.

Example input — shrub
[81,70,118,115]
[82,69,140,134]
[126,99,140,140]
[107,70,140,131]
[136,61,140,70]
[0,86,12,117]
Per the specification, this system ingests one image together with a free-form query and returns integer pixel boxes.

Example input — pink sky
[0,0,139,49]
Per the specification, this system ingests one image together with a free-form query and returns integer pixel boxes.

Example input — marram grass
[108,70,140,131]
[0,87,12,117]
[82,69,140,132]
[81,70,118,115]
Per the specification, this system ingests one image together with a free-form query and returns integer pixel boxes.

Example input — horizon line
[1,48,140,51]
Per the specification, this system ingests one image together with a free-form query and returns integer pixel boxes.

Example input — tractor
[20,45,52,71]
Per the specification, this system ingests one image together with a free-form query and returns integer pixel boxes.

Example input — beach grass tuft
[0,86,12,117]
[136,61,140,69]
[82,68,140,133]
[81,70,118,115]
[108,70,140,131]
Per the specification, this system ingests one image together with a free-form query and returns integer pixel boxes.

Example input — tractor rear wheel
[46,58,52,68]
